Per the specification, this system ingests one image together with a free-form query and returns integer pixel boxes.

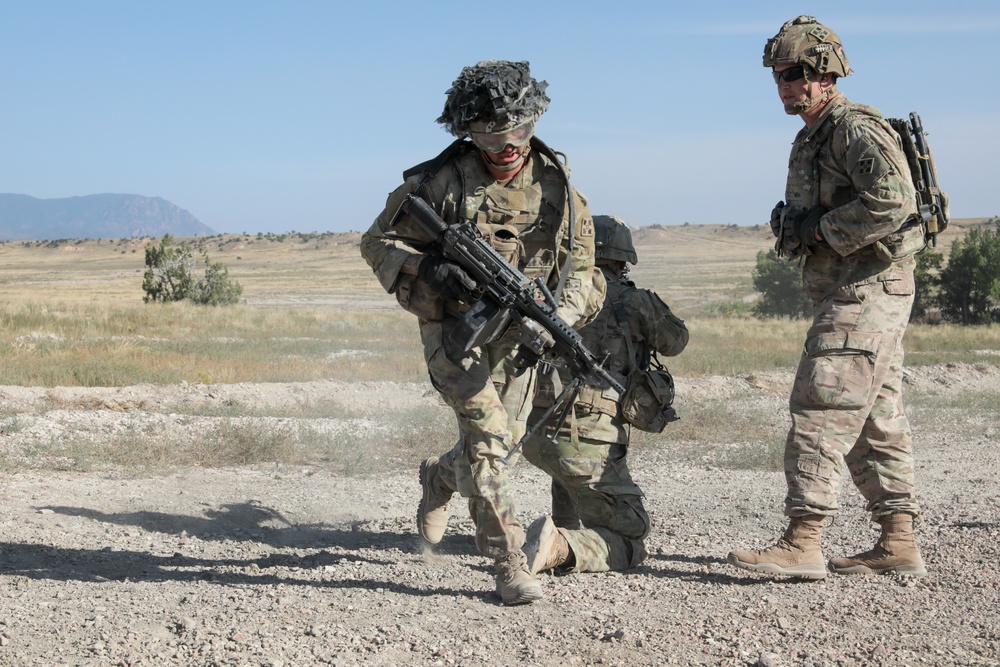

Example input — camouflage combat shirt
[784,94,919,301]
[360,141,598,327]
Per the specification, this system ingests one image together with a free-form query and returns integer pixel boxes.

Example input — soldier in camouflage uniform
[360,60,600,604]
[521,216,688,575]
[727,16,928,580]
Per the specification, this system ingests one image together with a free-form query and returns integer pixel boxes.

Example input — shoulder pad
[842,100,884,121]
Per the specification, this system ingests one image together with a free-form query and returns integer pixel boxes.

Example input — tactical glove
[769,201,785,238]
[792,206,828,251]
[417,256,479,302]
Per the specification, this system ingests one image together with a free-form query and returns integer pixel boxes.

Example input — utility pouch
[610,291,679,433]
[620,365,678,433]
[874,217,927,263]
[479,223,522,267]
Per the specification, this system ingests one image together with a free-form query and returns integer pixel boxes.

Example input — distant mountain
[0,193,216,240]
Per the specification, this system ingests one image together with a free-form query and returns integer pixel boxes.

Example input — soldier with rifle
[360,60,603,604]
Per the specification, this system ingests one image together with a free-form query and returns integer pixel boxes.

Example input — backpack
[887,113,950,247]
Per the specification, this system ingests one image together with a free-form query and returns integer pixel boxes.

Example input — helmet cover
[436,60,550,137]
[594,215,638,265]
[764,15,851,79]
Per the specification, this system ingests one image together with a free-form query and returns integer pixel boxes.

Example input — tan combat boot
[494,550,543,605]
[417,456,452,545]
[727,514,827,580]
[523,515,572,574]
[828,514,927,576]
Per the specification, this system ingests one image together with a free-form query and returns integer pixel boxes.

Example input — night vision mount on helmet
[436,60,551,137]
[764,15,851,80]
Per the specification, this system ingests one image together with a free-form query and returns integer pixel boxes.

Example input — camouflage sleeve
[627,288,689,357]
[359,178,439,294]
[554,189,599,328]
[820,116,918,257]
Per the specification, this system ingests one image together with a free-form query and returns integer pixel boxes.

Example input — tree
[911,249,944,321]
[938,225,1000,324]
[142,234,195,303]
[751,249,812,319]
[143,235,243,306]
[191,252,243,306]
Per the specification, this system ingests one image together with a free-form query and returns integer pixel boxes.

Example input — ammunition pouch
[449,297,515,353]
[575,383,621,418]
[479,223,522,267]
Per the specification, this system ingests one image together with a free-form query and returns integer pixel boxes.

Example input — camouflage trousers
[522,415,650,572]
[420,318,535,560]
[786,276,919,519]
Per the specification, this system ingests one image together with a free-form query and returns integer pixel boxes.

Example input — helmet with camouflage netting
[594,215,638,265]
[764,15,851,79]
[436,60,550,139]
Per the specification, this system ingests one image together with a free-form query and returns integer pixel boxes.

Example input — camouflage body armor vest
[782,97,921,300]
[391,142,597,322]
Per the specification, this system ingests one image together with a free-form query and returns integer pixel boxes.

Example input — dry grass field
[1,218,997,388]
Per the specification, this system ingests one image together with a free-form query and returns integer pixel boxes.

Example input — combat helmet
[594,215,638,265]
[764,16,851,79]
[436,60,550,141]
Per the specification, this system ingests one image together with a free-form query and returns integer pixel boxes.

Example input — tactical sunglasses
[773,65,806,84]
[469,119,535,153]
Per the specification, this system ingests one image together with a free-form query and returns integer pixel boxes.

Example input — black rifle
[905,112,949,246]
[397,193,624,462]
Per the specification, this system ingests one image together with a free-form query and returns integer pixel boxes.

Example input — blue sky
[1,1,997,234]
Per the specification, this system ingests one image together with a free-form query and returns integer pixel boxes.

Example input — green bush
[143,235,242,306]
[142,234,195,303]
[938,225,1000,324]
[751,249,812,319]
[191,254,243,306]
[912,248,944,321]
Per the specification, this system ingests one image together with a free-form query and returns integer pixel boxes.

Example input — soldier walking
[360,60,600,604]
[727,16,928,580]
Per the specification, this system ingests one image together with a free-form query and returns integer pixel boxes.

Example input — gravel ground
[0,366,998,666]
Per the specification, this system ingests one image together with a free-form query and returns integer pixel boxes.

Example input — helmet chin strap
[793,86,836,113]
[792,70,837,113]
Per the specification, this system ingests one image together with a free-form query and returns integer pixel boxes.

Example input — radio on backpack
[888,113,950,247]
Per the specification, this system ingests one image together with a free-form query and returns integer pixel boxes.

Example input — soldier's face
[774,63,812,115]
[481,143,528,168]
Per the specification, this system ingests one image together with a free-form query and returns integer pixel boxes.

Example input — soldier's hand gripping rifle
[905,112,949,247]
[398,194,624,462]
